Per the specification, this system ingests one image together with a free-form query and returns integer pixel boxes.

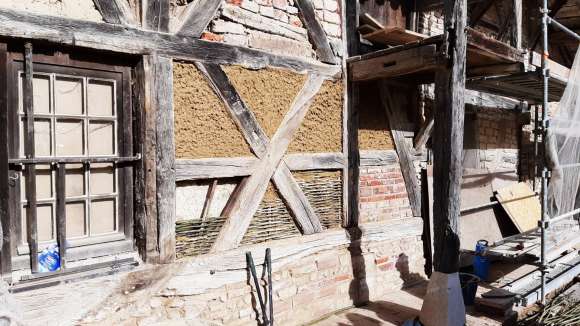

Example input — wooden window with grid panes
[5,49,135,270]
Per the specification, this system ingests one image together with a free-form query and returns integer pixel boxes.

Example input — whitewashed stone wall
[0,0,103,22]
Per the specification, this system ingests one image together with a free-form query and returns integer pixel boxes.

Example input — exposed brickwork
[477,108,520,171]
[199,0,343,60]
[359,164,413,224]
[80,232,425,326]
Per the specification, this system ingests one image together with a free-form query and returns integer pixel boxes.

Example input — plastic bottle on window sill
[38,244,61,272]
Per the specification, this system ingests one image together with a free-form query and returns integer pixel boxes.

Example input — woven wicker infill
[175,171,344,258]
[295,171,343,229]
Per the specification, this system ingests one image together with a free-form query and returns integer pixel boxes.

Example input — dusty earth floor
[312,281,504,326]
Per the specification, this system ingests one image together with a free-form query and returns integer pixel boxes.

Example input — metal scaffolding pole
[540,0,549,305]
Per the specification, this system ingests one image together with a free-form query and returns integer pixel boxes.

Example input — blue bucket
[460,273,480,306]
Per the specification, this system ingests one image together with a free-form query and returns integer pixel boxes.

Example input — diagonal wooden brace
[197,63,324,250]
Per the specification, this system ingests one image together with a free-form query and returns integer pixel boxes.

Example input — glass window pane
[66,164,85,197]
[88,121,114,155]
[88,80,114,116]
[55,77,83,115]
[22,204,54,242]
[33,75,51,114]
[56,119,84,156]
[90,198,116,235]
[90,163,115,194]
[34,118,52,156]
[21,164,53,201]
[66,202,86,238]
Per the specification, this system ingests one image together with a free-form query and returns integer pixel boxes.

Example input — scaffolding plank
[361,26,427,46]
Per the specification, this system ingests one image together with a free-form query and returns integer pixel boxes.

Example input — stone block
[274,8,289,23]
[286,5,299,14]
[323,0,338,11]
[276,285,298,299]
[241,0,260,12]
[289,14,303,27]
[324,10,340,24]
[224,33,249,46]
[272,0,287,9]
[260,5,275,17]
[201,32,224,42]
[256,0,272,5]
[316,254,340,270]
[313,0,324,9]
[248,30,314,58]
[212,20,246,34]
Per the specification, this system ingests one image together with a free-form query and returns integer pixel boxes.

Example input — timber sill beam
[0,9,341,78]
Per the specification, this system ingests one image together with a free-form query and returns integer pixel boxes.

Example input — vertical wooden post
[341,0,360,228]
[154,55,176,263]
[23,43,39,273]
[0,42,11,279]
[56,163,66,269]
[432,0,467,274]
[135,54,175,264]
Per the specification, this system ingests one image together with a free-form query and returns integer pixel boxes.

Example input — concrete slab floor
[311,281,504,326]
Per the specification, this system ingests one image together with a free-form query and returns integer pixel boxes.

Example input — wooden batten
[211,74,325,252]
[55,164,66,269]
[0,9,340,78]
[143,0,170,32]
[294,0,337,64]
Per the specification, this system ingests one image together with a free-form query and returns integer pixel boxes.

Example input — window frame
[5,48,135,271]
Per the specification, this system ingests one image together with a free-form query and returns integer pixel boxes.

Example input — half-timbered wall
[0,0,103,22]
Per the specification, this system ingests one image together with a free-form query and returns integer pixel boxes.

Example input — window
[5,50,135,270]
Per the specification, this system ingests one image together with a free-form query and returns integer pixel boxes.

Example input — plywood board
[495,182,541,233]
[362,26,427,46]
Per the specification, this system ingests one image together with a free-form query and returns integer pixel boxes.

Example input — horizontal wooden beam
[175,151,402,180]
[349,44,439,82]
[0,9,341,77]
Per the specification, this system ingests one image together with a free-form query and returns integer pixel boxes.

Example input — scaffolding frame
[538,0,580,304]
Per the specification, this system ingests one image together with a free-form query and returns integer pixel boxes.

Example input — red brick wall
[359,164,413,223]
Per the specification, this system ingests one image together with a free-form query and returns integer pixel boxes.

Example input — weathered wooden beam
[0,9,340,78]
[380,83,422,218]
[342,0,359,228]
[295,0,337,64]
[359,150,398,166]
[510,0,522,49]
[417,0,487,11]
[175,153,345,180]
[143,0,170,32]
[23,43,38,274]
[153,55,176,263]
[173,0,222,36]
[431,0,467,274]
[468,0,495,27]
[414,115,434,151]
[349,44,439,82]
[0,42,11,278]
[201,179,218,221]
[92,0,137,26]
[197,63,323,235]
[211,74,325,252]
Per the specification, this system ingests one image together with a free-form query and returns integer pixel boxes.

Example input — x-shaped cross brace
[196,63,325,252]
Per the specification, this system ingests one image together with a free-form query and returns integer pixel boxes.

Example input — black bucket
[460,273,480,306]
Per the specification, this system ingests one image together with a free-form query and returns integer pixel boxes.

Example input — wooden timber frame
[0,0,351,270]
